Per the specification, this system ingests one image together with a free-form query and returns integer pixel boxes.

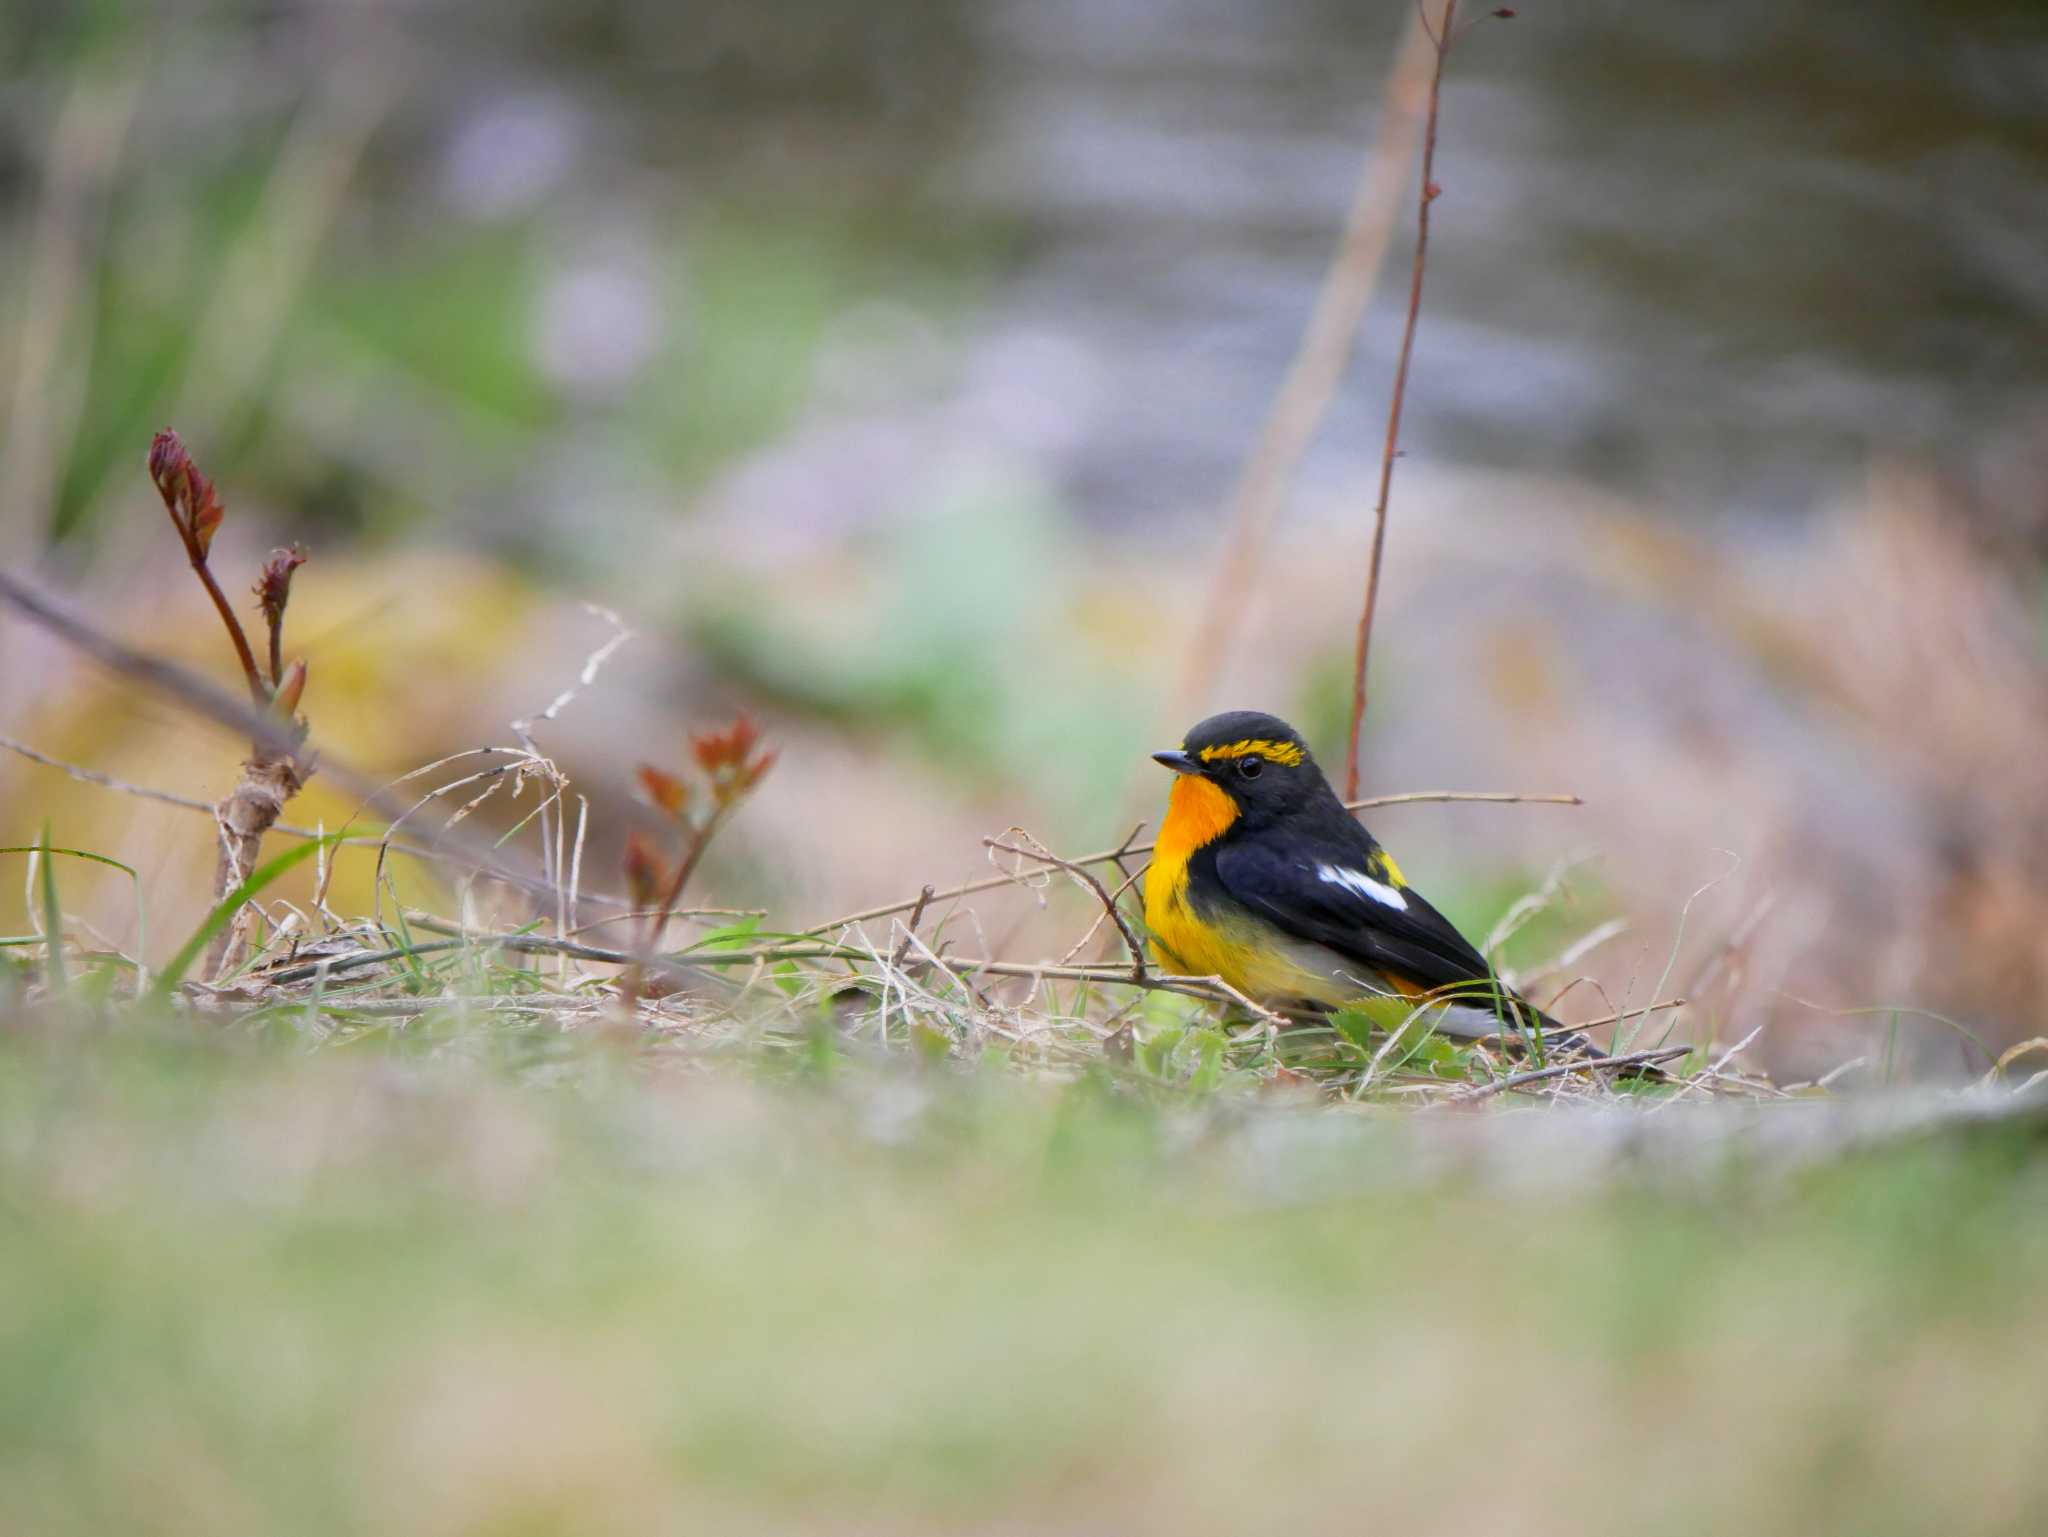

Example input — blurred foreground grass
[3,1014,2045,1537]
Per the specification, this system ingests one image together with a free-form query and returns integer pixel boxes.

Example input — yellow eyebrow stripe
[1195,738,1304,767]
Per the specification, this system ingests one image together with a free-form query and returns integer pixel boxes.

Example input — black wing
[1210,832,1522,1007]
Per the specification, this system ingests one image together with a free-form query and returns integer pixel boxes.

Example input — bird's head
[1152,710,1325,836]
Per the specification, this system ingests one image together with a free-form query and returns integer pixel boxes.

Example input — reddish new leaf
[256,546,307,630]
[637,764,692,819]
[148,429,226,557]
[689,712,775,805]
[689,712,762,776]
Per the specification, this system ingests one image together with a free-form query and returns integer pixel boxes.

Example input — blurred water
[571,0,2048,523]
[962,0,2048,521]
[5,0,2040,544]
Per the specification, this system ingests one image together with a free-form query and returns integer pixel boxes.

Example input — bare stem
[621,803,733,1011]
[984,836,1148,982]
[890,885,937,970]
[1455,1044,1691,1101]
[1171,8,1437,726]
[183,541,269,708]
[1345,0,1459,801]
[803,789,1578,938]
[655,805,727,939]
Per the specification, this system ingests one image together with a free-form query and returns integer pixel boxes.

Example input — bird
[1143,709,1584,1052]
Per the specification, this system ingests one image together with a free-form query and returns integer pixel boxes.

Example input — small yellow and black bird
[1144,709,1578,1049]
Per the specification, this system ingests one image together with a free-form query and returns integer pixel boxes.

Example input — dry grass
[4,708,1758,1110]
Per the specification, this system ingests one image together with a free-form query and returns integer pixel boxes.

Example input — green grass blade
[0,844,144,879]
[150,835,340,999]
[2,842,147,994]
[35,822,67,994]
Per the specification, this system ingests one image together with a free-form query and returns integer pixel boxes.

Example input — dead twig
[1059,863,1147,968]
[1649,1022,1770,1111]
[256,919,1289,1024]
[1171,5,1438,724]
[806,795,1572,938]
[509,604,635,973]
[984,834,1148,982]
[1345,0,1469,800]
[1,733,230,816]
[1456,1045,1692,1102]
[1504,996,1687,1043]
[890,885,937,970]
[804,790,1579,937]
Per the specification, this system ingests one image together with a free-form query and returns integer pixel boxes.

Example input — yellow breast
[1144,774,1233,973]
[1142,775,1329,1000]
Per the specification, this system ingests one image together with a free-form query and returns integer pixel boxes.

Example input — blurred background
[2,0,2045,1078]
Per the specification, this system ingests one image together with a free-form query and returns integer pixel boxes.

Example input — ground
[3,1009,2044,1537]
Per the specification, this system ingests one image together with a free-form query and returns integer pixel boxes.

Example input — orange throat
[1144,774,1239,973]
[1155,774,1238,866]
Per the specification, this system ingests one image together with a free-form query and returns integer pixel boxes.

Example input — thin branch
[1413,0,1445,50]
[188,543,268,704]
[267,616,283,685]
[250,921,1285,1021]
[1352,790,1580,810]
[1507,996,1685,1039]
[258,933,634,986]
[1647,1022,1769,1112]
[509,605,634,988]
[1,732,228,815]
[802,789,1578,936]
[890,885,937,970]
[653,804,728,930]
[1101,820,1150,887]
[1060,862,1147,968]
[1346,0,1459,801]
[984,836,1147,982]
[1171,6,1438,724]
[1455,1044,1692,1102]
[564,907,765,936]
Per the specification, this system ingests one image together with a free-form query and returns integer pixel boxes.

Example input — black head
[1151,710,1333,829]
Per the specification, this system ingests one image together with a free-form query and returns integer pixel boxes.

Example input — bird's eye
[1236,755,1264,780]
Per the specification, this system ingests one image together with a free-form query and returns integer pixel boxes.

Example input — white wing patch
[1317,863,1408,911]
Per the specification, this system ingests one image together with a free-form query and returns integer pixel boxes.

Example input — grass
[1,1007,2045,1537]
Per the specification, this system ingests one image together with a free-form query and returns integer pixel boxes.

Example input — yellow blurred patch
[1,551,540,951]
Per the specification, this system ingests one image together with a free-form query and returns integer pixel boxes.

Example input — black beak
[1151,749,1201,775]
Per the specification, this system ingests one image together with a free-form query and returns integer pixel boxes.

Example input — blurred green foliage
[696,474,1144,831]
